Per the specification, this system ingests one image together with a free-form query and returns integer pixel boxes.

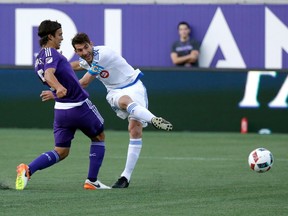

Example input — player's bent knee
[129,124,143,138]
[91,132,105,142]
[54,147,70,160]
[118,95,133,109]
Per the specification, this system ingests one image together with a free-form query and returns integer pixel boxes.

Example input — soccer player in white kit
[42,33,173,188]
[73,32,174,188]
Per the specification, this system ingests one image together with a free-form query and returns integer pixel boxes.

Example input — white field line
[108,156,288,161]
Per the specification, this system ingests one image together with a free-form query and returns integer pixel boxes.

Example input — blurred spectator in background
[170,21,200,67]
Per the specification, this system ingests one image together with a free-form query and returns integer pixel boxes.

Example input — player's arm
[79,72,96,88]
[40,90,54,101]
[44,68,67,98]
[40,70,95,101]
[70,60,83,71]
[71,59,99,88]
[79,60,104,88]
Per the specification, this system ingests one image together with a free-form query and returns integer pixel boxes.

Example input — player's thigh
[106,81,148,109]
[54,109,76,148]
[78,100,104,139]
[127,81,148,108]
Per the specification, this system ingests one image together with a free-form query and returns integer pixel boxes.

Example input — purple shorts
[53,99,104,148]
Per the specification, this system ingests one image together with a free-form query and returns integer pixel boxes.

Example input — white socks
[121,139,142,182]
[122,102,153,181]
[126,102,155,123]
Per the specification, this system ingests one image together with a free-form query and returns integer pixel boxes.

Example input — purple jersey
[34,48,88,103]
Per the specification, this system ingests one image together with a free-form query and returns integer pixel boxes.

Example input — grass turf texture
[0,128,287,216]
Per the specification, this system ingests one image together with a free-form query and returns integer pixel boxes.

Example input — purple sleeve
[43,48,60,71]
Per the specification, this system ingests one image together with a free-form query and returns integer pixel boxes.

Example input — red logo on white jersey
[100,70,109,78]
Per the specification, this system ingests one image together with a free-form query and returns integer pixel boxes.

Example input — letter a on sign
[199,7,246,68]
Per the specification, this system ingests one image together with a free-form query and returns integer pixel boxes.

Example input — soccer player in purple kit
[15,20,110,190]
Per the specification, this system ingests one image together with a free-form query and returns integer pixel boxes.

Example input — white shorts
[106,80,148,126]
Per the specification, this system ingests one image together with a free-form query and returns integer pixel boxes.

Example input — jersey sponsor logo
[100,70,109,78]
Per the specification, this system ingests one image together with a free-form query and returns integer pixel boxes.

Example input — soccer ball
[248,148,274,173]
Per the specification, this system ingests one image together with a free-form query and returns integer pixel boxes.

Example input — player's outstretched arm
[79,72,95,88]
[70,60,83,71]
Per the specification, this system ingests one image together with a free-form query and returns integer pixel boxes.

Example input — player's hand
[40,90,54,102]
[56,86,67,98]
[88,62,104,76]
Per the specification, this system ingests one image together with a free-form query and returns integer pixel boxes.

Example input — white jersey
[79,46,142,91]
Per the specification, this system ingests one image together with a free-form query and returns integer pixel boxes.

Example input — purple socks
[28,150,60,175]
[87,141,105,182]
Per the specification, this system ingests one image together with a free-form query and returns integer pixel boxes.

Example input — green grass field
[1,128,288,216]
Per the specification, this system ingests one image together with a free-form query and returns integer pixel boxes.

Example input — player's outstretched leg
[126,102,173,131]
[15,163,30,190]
[151,117,173,131]
[16,150,60,190]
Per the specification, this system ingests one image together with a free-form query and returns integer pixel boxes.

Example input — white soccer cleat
[151,117,173,131]
[15,163,30,190]
[84,179,111,190]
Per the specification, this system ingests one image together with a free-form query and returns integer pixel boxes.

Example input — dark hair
[177,21,191,30]
[72,33,91,49]
[38,20,61,46]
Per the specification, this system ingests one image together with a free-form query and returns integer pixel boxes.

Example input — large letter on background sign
[15,8,77,65]
[105,9,122,55]
[199,7,246,68]
[268,74,288,108]
[239,71,276,108]
[265,7,288,69]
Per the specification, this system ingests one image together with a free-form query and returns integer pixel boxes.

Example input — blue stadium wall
[1,67,288,133]
[2,4,288,69]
